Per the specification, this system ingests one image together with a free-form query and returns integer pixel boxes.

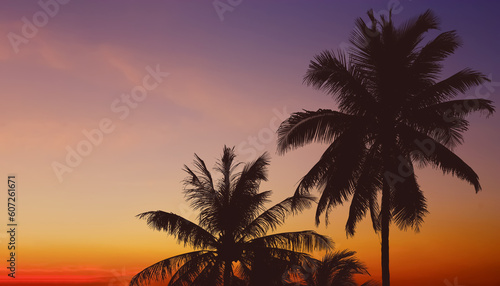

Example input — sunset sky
[0,1,499,285]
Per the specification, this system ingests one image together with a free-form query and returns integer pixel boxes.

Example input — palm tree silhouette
[129,146,333,286]
[276,9,494,286]
[283,250,378,286]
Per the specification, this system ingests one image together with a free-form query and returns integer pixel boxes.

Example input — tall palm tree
[276,9,494,286]
[283,250,378,286]
[129,146,333,286]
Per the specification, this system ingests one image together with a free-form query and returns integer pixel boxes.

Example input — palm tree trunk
[381,179,390,286]
[223,260,232,286]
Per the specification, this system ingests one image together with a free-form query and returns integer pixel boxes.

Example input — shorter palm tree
[130,146,333,286]
[283,250,378,286]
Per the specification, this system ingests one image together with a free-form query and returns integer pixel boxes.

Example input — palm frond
[214,146,240,199]
[391,159,428,231]
[396,9,440,57]
[168,251,217,286]
[233,260,251,283]
[303,50,375,115]
[322,250,369,286]
[250,231,333,253]
[189,260,223,286]
[403,99,494,148]
[398,126,481,192]
[129,250,208,286]
[349,13,379,70]
[402,110,469,148]
[298,249,371,286]
[183,153,215,192]
[248,246,315,268]
[238,194,315,241]
[425,99,495,118]
[410,30,461,84]
[360,280,381,286]
[346,144,383,236]
[183,163,217,214]
[411,68,488,108]
[309,130,367,225]
[137,211,216,249]
[368,192,381,233]
[232,152,270,195]
[277,109,361,154]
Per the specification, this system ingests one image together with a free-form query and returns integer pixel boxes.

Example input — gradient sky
[0,1,499,285]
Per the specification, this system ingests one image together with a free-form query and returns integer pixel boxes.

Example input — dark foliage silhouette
[130,146,332,286]
[277,9,494,286]
[283,249,378,286]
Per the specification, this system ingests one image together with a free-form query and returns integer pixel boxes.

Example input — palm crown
[277,9,494,285]
[284,250,378,286]
[278,8,494,235]
[130,146,332,286]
